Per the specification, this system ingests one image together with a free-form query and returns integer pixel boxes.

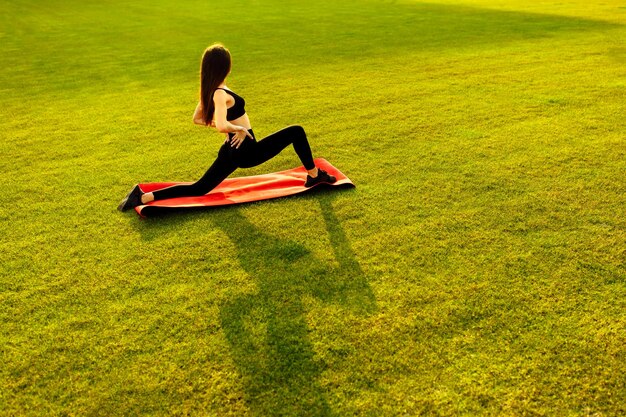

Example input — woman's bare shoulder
[213,88,228,103]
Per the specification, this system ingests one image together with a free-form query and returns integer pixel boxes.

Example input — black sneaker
[305,169,337,188]
[117,184,143,212]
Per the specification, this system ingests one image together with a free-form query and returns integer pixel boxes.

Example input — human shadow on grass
[212,192,375,416]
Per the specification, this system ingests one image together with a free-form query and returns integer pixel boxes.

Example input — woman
[118,43,336,212]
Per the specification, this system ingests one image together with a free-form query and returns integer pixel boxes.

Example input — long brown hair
[200,44,232,125]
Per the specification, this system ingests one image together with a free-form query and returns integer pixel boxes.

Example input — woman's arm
[192,101,207,125]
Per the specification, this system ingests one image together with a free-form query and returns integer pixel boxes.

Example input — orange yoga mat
[135,158,354,217]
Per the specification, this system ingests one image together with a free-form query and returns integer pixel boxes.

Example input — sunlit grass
[1,0,625,415]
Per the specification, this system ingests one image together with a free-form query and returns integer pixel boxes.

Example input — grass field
[1,0,625,415]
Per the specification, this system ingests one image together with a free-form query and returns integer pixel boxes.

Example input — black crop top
[215,87,246,121]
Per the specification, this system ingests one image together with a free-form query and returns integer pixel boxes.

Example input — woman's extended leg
[144,145,237,202]
[128,125,334,209]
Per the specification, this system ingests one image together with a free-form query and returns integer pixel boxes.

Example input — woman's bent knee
[287,125,306,137]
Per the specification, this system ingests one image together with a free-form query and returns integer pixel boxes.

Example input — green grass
[1,0,625,415]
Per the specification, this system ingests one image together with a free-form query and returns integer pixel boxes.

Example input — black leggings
[151,125,316,200]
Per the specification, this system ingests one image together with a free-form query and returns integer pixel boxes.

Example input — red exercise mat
[135,158,354,217]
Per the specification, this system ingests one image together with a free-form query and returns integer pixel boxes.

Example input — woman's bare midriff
[229,113,251,130]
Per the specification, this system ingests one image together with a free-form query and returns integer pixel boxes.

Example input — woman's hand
[230,127,253,149]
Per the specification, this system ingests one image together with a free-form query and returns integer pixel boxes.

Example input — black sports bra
[215,87,246,121]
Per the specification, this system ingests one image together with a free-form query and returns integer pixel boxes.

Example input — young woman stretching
[118,43,336,212]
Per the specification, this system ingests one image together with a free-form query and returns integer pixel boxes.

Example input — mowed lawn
[1,0,625,415]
